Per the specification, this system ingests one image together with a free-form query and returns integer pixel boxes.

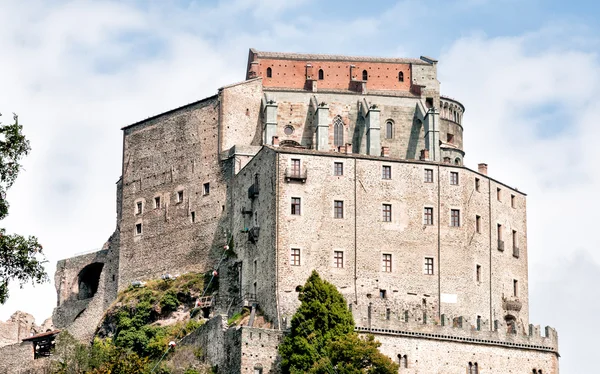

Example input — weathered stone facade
[42,48,559,373]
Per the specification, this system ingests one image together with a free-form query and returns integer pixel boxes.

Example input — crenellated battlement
[352,304,558,353]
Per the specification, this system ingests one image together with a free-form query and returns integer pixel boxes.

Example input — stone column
[424,107,440,161]
[315,102,329,151]
[366,105,381,156]
[263,100,278,145]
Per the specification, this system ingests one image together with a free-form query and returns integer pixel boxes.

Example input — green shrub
[160,290,180,314]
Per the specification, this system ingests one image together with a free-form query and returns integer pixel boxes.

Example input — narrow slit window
[191,211,196,223]
[136,202,142,215]
[203,183,210,195]
[135,223,142,235]
[476,264,481,282]
[475,178,480,192]
[511,194,516,208]
[398,71,404,82]
[513,279,519,297]
[318,69,324,80]
[476,215,481,233]
[497,187,501,201]
[177,190,184,203]
[362,70,368,81]
[154,196,161,209]
[266,67,272,78]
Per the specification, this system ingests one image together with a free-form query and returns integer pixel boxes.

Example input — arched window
[398,71,404,82]
[333,115,344,147]
[362,70,368,81]
[385,120,393,139]
[402,355,408,368]
[455,157,461,166]
[533,370,538,374]
[318,69,324,80]
[266,67,272,78]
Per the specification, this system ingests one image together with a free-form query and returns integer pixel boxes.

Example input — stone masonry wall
[264,148,529,331]
[119,97,229,290]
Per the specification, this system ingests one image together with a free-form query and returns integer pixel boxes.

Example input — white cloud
[439,30,600,373]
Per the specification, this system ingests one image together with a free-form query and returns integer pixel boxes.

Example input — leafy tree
[0,113,48,303]
[279,271,398,374]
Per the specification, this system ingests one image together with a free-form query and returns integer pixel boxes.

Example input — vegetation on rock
[52,272,211,373]
[279,270,398,374]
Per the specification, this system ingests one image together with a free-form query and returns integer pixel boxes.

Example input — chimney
[345,143,352,154]
[420,149,429,161]
[272,136,279,147]
[478,163,488,175]
[381,146,390,157]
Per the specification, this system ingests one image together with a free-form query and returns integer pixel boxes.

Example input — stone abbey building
[48,49,559,373]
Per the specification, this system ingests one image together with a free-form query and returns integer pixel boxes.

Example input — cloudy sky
[0,0,597,371]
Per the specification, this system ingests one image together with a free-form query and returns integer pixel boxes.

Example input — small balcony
[513,246,520,258]
[248,184,259,199]
[285,168,307,183]
[248,226,260,243]
[498,240,504,251]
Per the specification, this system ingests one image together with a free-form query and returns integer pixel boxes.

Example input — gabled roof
[22,329,60,342]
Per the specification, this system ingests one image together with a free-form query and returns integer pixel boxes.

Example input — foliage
[227,307,250,325]
[0,113,48,303]
[279,271,398,374]
[160,290,180,314]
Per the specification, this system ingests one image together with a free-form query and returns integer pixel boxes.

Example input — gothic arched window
[385,120,393,139]
[318,69,324,80]
[399,71,404,82]
[362,70,368,81]
[266,67,272,78]
[333,116,344,147]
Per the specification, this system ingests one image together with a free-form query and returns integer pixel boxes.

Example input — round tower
[439,96,465,165]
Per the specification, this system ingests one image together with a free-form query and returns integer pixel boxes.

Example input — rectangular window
[334,251,344,268]
[191,211,196,223]
[253,259,257,274]
[450,171,459,185]
[382,204,392,222]
[135,223,142,235]
[136,202,142,215]
[447,133,454,144]
[476,215,481,233]
[497,188,501,201]
[424,168,433,183]
[291,249,300,266]
[425,257,434,275]
[177,190,184,202]
[475,178,480,192]
[424,207,433,225]
[450,209,460,227]
[291,159,301,175]
[382,165,391,180]
[334,200,344,219]
[154,196,161,209]
[291,197,301,215]
[512,230,517,248]
[382,254,392,272]
[511,194,516,208]
[513,279,518,297]
[203,183,210,195]
[476,264,481,282]
[380,289,387,299]
[334,162,343,176]
[497,224,503,240]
